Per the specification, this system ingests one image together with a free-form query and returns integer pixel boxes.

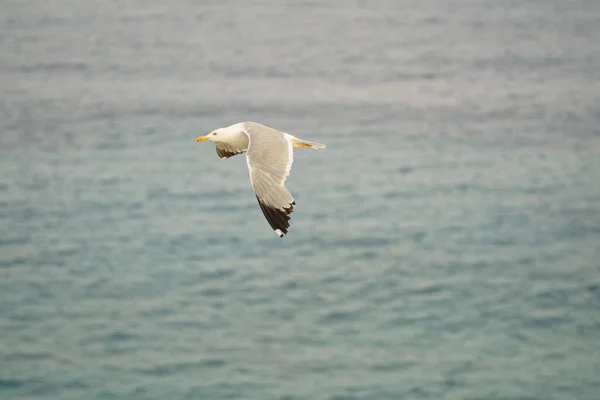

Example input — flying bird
[196,121,325,238]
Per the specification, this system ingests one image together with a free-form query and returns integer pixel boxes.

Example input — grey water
[1,1,600,399]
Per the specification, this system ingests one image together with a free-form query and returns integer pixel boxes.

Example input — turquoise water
[2,1,600,399]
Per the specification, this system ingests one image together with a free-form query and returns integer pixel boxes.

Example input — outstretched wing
[243,123,295,238]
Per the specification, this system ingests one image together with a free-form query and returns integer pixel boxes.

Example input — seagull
[196,121,325,238]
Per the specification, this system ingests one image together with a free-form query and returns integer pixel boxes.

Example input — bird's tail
[292,138,326,149]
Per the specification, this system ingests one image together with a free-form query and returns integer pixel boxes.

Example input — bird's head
[196,123,244,145]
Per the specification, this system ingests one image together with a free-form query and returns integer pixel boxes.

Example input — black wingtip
[256,197,295,237]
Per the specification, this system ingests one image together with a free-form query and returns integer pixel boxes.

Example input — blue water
[2,1,600,399]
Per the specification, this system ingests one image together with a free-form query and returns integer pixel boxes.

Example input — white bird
[196,121,325,238]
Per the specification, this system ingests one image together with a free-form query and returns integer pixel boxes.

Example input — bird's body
[196,121,325,238]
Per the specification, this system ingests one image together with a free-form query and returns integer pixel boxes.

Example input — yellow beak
[196,136,209,142]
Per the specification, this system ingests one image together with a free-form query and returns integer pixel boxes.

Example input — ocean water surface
[1,1,600,399]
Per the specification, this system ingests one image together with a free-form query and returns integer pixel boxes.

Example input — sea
[1,1,599,399]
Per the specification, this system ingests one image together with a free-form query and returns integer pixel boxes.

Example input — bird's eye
[212,132,217,136]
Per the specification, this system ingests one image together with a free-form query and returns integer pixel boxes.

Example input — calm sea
[1,1,600,399]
